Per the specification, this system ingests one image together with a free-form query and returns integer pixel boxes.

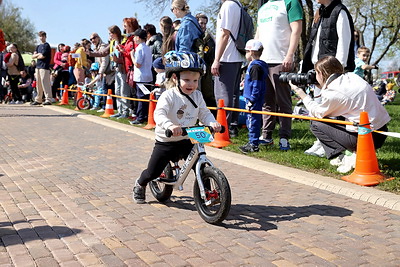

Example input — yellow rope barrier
[63,86,394,130]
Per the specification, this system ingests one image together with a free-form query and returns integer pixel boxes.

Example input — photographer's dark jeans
[310,120,388,159]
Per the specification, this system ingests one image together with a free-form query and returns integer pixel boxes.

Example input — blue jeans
[246,99,263,146]
[115,71,130,115]
[93,86,105,108]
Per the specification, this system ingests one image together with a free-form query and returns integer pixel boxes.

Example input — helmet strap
[176,73,198,108]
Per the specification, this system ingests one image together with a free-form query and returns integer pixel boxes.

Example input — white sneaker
[312,146,326,157]
[15,100,24,104]
[337,152,356,173]
[304,140,325,157]
[330,156,343,166]
[97,108,105,113]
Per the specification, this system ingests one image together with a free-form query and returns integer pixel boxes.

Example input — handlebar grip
[165,128,188,137]
[165,129,173,138]
[220,125,225,134]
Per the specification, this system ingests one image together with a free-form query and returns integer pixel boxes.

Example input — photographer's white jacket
[303,72,391,132]
[154,87,216,142]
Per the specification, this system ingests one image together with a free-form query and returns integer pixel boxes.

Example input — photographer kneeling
[290,56,390,173]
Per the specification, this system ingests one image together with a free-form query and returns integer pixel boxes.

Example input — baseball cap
[152,57,165,70]
[133,29,147,40]
[245,39,263,51]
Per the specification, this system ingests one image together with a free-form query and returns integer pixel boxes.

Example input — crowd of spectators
[0,0,394,174]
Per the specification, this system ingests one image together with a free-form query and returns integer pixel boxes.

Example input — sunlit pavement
[0,104,399,266]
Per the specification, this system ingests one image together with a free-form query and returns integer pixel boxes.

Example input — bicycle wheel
[4,94,11,104]
[76,97,91,110]
[149,162,174,202]
[193,166,231,224]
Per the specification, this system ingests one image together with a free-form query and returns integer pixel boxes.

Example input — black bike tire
[76,97,91,110]
[193,166,231,224]
[4,94,11,104]
[149,163,174,202]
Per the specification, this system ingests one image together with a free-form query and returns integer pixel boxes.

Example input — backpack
[189,20,206,58]
[229,0,255,55]
[15,53,25,71]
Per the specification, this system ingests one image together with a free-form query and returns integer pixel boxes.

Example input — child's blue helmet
[164,51,206,78]
[90,62,100,71]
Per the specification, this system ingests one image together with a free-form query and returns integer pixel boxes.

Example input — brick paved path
[0,105,399,266]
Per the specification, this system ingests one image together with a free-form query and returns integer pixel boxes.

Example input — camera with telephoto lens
[279,69,317,87]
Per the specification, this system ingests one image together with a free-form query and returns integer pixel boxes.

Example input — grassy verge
[58,96,400,194]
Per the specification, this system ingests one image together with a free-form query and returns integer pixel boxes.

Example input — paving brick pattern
[0,105,399,266]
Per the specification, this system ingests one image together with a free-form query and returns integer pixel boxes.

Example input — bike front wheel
[76,97,91,110]
[149,162,174,202]
[193,166,231,224]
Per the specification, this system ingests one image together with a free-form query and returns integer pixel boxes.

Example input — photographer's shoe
[279,138,291,151]
[133,179,146,204]
[337,152,356,173]
[304,140,325,157]
[239,142,259,154]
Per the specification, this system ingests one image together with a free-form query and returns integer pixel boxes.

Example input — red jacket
[121,35,137,74]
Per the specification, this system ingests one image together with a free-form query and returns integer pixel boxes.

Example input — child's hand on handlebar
[168,125,183,136]
[210,122,222,133]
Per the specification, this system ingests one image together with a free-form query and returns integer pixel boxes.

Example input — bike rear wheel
[76,97,91,110]
[4,94,11,104]
[193,166,231,224]
[149,162,174,202]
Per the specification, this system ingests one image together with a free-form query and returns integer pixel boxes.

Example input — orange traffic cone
[208,99,231,148]
[74,86,83,110]
[143,92,157,129]
[342,111,391,186]
[100,89,115,118]
[58,85,69,105]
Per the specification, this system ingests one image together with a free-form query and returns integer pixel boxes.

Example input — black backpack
[229,0,255,55]
[189,20,206,58]
[15,53,25,71]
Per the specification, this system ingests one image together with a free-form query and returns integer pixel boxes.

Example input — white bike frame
[159,142,215,206]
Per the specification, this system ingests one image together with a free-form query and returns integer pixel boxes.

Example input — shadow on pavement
[222,204,353,230]
[0,114,79,118]
[0,220,82,246]
[158,197,353,231]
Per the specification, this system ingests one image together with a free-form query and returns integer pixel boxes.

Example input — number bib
[186,127,214,144]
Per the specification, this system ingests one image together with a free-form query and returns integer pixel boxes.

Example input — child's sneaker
[259,136,274,146]
[133,179,146,204]
[239,142,259,154]
[279,138,291,151]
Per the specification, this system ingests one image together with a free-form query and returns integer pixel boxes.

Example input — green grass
[59,95,400,194]
[227,93,400,194]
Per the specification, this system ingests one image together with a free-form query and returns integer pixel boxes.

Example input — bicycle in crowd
[149,126,231,224]
[75,84,95,110]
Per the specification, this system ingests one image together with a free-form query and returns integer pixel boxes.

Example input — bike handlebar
[165,125,225,138]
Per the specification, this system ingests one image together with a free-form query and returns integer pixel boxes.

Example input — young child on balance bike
[133,50,221,204]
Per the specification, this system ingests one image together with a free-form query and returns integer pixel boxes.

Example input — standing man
[89,33,114,111]
[211,0,244,138]
[196,13,216,112]
[256,0,303,150]
[31,31,52,105]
